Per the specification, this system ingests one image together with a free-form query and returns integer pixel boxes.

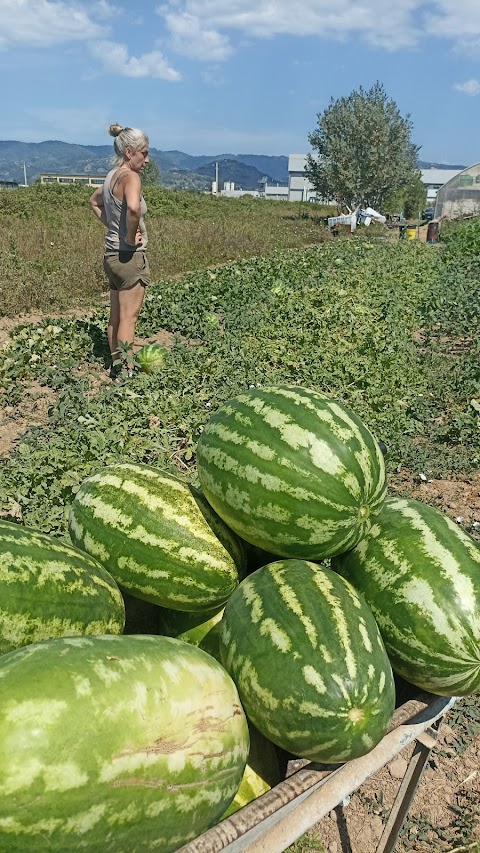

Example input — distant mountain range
[418,159,466,170]
[0,140,290,191]
[0,140,467,191]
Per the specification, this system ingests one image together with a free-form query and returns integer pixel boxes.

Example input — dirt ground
[0,308,175,458]
[1,309,479,853]
[309,713,480,853]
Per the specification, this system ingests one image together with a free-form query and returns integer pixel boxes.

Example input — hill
[0,140,289,190]
[418,159,466,170]
[0,140,469,191]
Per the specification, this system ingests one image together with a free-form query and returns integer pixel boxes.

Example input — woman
[90,123,150,377]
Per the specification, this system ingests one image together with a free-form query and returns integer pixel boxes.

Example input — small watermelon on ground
[68,462,246,612]
[0,519,125,655]
[332,496,480,696]
[135,343,167,373]
[220,559,395,764]
[196,385,386,560]
[0,634,250,853]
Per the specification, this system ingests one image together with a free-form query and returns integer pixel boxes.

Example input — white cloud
[162,10,232,61]
[454,78,480,96]
[0,0,105,48]
[156,1,480,58]
[89,40,181,80]
[157,0,423,56]
[424,1,480,39]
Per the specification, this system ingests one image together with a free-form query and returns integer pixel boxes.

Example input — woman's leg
[108,289,120,358]
[117,282,146,368]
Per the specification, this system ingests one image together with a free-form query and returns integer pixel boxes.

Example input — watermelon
[135,343,167,374]
[219,559,395,763]
[332,496,480,696]
[68,462,246,611]
[0,519,124,655]
[196,385,386,560]
[221,723,281,818]
[0,634,249,853]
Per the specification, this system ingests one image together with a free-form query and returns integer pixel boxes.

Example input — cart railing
[178,693,456,853]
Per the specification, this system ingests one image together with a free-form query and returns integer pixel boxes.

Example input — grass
[0,183,334,316]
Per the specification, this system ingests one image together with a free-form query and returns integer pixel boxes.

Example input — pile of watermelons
[1,384,479,853]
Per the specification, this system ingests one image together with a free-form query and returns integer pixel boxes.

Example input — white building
[420,168,463,204]
[220,181,258,199]
[287,154,319,202]
[286,156,465,205]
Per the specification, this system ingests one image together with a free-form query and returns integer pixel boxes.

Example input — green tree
[384,172,427,219]
[142,159,161,186]
[306,82,420,211]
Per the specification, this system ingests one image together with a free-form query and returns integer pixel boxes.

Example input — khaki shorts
[103,251,151,291]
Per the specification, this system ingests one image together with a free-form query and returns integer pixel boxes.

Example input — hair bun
[108,123,123,138]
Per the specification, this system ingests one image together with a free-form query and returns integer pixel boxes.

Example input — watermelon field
[0,187,480,852]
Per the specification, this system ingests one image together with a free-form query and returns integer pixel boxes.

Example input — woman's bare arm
[89,187,108,227]
[123,172,142,245]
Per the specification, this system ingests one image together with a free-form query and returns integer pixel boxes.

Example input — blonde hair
[108,123,149,167]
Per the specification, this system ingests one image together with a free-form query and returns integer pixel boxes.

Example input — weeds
[0,183,333,316]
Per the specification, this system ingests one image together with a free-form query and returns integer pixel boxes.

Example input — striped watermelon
[135,343,167,374]
[68,462,246,612]
[155,610,283,820]
[196,386,386,560]
[0,634,249,853]
[332,496,480,696]
[219,559,395,763]
[0,519,124,655]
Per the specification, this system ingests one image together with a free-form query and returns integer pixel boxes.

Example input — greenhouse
[435,162,480,219]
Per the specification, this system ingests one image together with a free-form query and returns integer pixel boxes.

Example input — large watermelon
[332,496,480,696]
[0,519,124,655]
[219,559,395,763]
[196,385,386,560]
[68,462,246,611]
[0,634,249,853]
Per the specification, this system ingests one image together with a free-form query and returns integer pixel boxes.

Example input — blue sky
[2,0,480,163]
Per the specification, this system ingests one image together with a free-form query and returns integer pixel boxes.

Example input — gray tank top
[103,167,148,252]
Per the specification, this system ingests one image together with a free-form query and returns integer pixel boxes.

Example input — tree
[384,171,427,218]
[141,159,161,186]
[306,82,420,211]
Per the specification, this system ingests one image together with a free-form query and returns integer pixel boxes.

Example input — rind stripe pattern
[197,386,386,559]
[220,559,395,763]
[68,463,245,612]
[0,520,125,654]
[332,497,480,695]
[0,635,249,853]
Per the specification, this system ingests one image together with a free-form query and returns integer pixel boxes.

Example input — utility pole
[212,160,219,195]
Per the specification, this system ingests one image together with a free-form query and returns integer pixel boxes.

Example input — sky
[2,1,480,164]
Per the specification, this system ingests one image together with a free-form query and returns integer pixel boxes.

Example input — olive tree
[306,82,420,211]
